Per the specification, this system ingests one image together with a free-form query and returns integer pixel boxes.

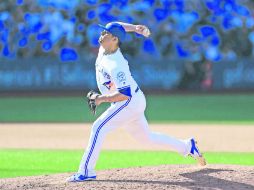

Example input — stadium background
[0,0,254,182]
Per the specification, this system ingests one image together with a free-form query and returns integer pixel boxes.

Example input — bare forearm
[113,22,137,32]
[96,91,129,104]
[113,21,151,37]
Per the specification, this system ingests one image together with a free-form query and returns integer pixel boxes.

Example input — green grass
[0,149,253,178]
[0,94,254,123]
[146,94,254,123]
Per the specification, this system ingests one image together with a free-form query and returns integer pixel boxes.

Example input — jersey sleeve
[110,68,132,97]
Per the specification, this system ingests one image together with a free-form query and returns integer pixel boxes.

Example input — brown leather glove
[86,90,100,115]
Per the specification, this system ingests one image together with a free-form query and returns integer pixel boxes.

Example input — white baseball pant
[78,89,189,176]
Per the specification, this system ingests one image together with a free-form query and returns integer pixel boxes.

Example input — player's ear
[113,37,119,45]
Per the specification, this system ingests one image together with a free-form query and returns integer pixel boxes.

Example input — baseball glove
[87,90,100,115]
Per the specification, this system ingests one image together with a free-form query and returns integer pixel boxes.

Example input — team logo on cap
[117,71,126,82]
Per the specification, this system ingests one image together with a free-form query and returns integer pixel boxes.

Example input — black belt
[135,87,140,93]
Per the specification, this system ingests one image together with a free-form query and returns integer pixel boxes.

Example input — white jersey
[77,46,192,177]
[95,46,138,97]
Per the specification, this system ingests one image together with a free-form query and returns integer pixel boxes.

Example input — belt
[112,86,139,105]
[135,86,140,93]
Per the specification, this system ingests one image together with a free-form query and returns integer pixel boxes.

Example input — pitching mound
[0,165,253,190]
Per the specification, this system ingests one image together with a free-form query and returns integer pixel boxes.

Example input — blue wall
[1,56,253,91]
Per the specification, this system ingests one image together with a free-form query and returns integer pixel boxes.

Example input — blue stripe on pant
[84,98,131,176]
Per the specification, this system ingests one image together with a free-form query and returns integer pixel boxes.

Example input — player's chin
[99,40,107,47]
[100,42,107,49]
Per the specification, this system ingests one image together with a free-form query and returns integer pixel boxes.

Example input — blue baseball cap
[98,23,126,42]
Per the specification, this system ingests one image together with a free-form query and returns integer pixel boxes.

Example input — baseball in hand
[143,28,151,37]
[136,25,151,37]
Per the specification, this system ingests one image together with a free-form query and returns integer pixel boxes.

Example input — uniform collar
[103,48,119,56]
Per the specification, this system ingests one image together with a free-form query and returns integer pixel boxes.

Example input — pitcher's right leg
[124,114,206,165]
[124,114,189,155]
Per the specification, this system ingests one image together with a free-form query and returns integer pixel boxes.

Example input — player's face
[99,30,115,49]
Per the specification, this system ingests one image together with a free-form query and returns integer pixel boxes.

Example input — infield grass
[0,94,254,123]
[0,149,253,178]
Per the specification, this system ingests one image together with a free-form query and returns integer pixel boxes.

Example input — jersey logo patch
[103,72,110,79]
[103,81,111,90]
[117,72,126,83]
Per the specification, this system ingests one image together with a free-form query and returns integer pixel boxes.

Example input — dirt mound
[0,165,253,190]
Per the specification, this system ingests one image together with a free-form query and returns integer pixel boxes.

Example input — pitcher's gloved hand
[87,90,100,115]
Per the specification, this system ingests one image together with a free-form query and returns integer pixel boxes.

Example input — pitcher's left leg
[67,98,132,182]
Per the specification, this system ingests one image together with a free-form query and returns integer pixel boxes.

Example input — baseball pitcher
[67,22,206,182]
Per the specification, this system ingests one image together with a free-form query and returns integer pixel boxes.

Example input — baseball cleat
[66,173,96,182]
[189,138,206,166]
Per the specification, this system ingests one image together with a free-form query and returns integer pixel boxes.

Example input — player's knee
[91,121,101,133]
[92,118,109,132]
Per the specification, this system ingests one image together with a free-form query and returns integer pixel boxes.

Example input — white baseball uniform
[78,46,191,176]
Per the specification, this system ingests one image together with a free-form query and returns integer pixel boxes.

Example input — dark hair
[118,40,122,47]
